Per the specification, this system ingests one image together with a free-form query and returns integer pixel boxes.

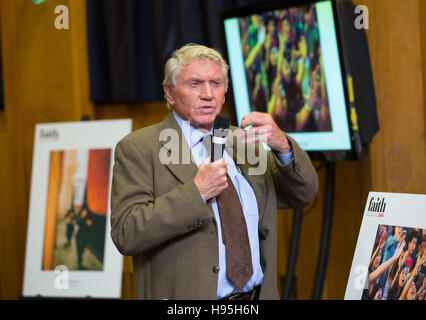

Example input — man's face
[164,59,226,130]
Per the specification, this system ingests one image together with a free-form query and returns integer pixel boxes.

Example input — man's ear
[163,84,175,106]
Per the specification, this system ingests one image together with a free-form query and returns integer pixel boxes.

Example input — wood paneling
[421,0,426,137]
[361,0,426,194]
[0,0,92,299]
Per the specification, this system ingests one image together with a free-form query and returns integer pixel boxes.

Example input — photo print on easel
[23,119,131,298]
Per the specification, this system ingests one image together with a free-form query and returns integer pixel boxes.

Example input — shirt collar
[172,110,212,149]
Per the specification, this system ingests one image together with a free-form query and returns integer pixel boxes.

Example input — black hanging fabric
[86,0,160,103]
[86,0,260,104]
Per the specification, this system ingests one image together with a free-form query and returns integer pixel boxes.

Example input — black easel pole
[282,207,303,300]
[312,161,335,300]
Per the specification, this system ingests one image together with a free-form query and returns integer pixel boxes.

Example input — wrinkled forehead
[181,57,223,71]
[178,59,225,80]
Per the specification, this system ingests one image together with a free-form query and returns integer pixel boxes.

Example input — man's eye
[190,81,200,87]
[212,81,222,87]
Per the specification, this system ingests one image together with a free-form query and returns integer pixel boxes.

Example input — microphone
[211,114,229,162]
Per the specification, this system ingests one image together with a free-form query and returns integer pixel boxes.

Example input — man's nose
[200,83,213,99]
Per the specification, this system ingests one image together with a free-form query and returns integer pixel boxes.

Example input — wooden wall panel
[0,0,92,299]
[421,0,426,137]
[0,0,29,299]
[361,0,426,194]
[0,130,7,299]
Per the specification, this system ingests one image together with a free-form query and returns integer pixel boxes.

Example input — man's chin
[194,112,218,128]
[192,115,218,129]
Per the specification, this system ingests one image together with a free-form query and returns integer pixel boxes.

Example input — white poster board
[345,192,426,300]
[22,119,132,298]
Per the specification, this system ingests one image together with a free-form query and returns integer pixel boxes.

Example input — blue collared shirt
[173,111,292,299]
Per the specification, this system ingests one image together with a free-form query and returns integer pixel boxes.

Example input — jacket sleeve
[269,135,319,209]
[110,138,211,256]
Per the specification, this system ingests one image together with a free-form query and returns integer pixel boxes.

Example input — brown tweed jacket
[110,112,318,299]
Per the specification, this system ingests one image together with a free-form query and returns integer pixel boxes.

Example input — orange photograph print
[42,148,112,271]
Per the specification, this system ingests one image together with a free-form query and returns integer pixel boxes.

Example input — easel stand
[312,161,335,299]
[282,207,303,300]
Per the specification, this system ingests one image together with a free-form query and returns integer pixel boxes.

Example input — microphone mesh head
[213,115,229,139]
[213,114,229,130]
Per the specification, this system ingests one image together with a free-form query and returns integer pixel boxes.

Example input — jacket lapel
[159,113,217,221]
[159,113,199,184]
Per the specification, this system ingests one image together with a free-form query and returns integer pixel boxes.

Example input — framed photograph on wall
[22,119,132,298]
[345,192,426,300]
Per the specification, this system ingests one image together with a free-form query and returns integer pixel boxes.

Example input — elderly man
[110,43,318,300]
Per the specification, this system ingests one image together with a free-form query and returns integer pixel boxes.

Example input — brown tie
[202,135,253,289]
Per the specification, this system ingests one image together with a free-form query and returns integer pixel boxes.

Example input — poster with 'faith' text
[345,192,426,300]
[22,119,132,298]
